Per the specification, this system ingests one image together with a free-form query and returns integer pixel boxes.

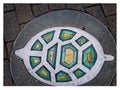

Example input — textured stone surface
[4,11,20,42]
[7,42,14,57]
[15,4,33,24]
[66,4,84,11]
[32,4,49,17]
[4,59,14,86]
[106,15,116,40]
[102,4,116,16]
[49,4,65,10]
[83,4,96,8]
[85,5,108,27]
[4,43,8,59]
[4,4,14,12]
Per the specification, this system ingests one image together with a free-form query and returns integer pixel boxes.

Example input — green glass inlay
[47,43,58,69]
[31,40,43,51]
[30,56,41,69]
[60,43,78,69]
[76,36,88,46]
[36,66,51,81]
[73,68,86,78]
[82,45,97,69]
[59,29,76,41]
[41,31,55,44]
[56,71,72,82]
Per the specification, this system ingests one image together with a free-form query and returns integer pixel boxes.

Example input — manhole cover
[10,10,116,86]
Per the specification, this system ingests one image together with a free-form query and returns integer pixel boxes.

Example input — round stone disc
[10,10,116,86]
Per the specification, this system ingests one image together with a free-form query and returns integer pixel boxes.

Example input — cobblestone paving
[3,4,116,86]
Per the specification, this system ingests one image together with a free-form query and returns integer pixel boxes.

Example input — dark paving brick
[83,4,96,8]
[15,4,33,24]
[106,15,116,40]
[49,4,65,10]
[4,11,20,42]
[4,4,14,12]
[66,4,84,11]
[85,5,108,27]
[4,59,14,86]
[4,43,8,59]
[7,42,13,58]
[32,4,49,17]
[102,4,116,16]
[110,74,116,86]
[20,23,26,30]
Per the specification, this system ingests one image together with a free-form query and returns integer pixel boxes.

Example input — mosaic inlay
[30,56,41,69]
[60,43,78,69]
[47,43,58,69]
[15,27,114,86]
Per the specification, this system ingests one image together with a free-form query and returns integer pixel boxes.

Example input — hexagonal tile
[60,43,78,69]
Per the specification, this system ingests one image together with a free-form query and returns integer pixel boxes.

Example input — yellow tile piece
[36,44,40,48]
[33,59,38,64]
[87,52,92,63]
[60,75,66,79]
[46,34,51,40]
[63,33,70,37]
[41,70,47,76]
[64,48,74,64]
[50,51,54,61]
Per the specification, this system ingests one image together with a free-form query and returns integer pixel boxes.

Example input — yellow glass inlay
[50,51,54,61]
[64,48,74,64]
[60,75,66,79]
[46,34,51,40]
[63,33,70,37]
[87,52,92,63]
[33,59,38,64]
[41,70,47,76]
[35,44,40,48]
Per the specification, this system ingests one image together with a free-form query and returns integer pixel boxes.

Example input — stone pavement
[4,4,116,86]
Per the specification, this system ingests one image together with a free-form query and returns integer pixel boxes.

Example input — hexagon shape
[60,43,78,69]
[82,45,97,69]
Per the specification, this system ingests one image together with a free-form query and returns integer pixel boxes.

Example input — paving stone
[7,42,14,58]
[106,15,116,40]
[4,59,14,86]
[66,4,84,11]
[83,4,96,8]
[32,4,49,17]
[4,4,14,12]
[110,74,116,86]
[85,5,108,27]
[4,43,8,59]
[49,4,65,10]
[102,4,116,16]
[20,23,26,30]
[15,4,33,24]
[4,11,20,42]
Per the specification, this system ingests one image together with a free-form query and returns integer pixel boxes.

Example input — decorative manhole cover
[15,27,114,86]
[10,10,116,86]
